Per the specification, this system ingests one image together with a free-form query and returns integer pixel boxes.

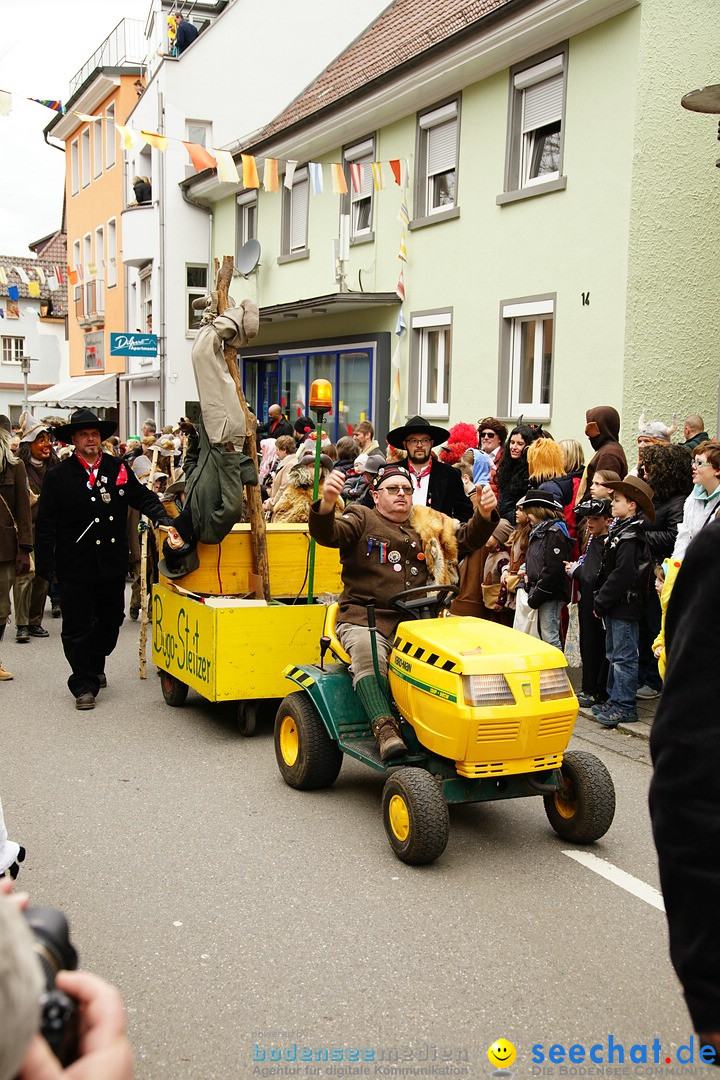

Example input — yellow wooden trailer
[152,523,342,734]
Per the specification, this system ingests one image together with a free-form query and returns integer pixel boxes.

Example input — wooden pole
[215,255,271,601]
[138,445,159,678]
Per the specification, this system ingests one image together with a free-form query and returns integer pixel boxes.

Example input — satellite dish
[236,239,261,276]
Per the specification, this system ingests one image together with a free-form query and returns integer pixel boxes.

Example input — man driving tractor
[309,462,499,762]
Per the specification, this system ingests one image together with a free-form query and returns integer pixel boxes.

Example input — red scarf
[410,462,432,488]
[77,451,102,488]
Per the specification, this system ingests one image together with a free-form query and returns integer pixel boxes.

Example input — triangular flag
[397,232,407,263]
[371,162,384,191]
[28,281,40,297]
[28,98,64,113]
[142,130,168,151]
[183,141,217,171]
[389,159,402,186]
[263,158,279,192]
[284,161,298,189]
[214,150,240,184]
[308,162,324,195]
[241,154,259,189]
[396,269,405,301]
[14,266,29,284]
[395,309,406,336]
[397,197,410,228]
[0,267,7,285]
[0,90,12,117]
[116,125,146,152]
[331,163,348,195]
[350,163,363,194]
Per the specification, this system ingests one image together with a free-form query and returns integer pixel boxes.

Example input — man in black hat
[386,415,473,521]
[35,409,171,710]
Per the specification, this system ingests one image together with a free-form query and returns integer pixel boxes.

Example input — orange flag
[389,159,402,186]
[183,141,217,171]
[331,163,348,195]
[263,158,279,192]
[67,268,78,286]
[241,154,259,189]
[141,130,168,151]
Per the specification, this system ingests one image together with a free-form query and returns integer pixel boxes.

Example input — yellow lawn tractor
[274,586,615,865]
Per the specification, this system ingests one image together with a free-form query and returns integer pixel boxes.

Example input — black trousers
[59,577,125,698]
[578,591,608,700]
[637,590,662,692]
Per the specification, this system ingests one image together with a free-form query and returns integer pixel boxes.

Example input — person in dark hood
[581,406,628,499]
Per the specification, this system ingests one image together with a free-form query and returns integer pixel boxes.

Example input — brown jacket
[0,459,33,560]
[310,501,498,638]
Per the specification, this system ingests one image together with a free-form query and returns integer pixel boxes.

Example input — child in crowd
[591,476,654,727]
[566,497,612,707]
[521,491,572,647]
[651,557,682,681]
[497,499,531,624]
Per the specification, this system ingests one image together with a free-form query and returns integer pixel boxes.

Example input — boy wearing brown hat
[591,476,655,727]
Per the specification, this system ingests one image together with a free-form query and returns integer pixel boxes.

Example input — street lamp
[306,378,332,604]
[680,83,720,166]
[19,356,33,413]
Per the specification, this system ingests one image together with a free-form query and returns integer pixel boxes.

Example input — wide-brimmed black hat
[516,490,562,512]
[159,538,200,580]
[53,408,117,442]
[386,415,450,449]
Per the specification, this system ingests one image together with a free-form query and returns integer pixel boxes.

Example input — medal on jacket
[388,550,401,564]
[101,490,111,504]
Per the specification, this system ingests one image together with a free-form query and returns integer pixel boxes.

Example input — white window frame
[185,264,208,332]
[81,128,91,187]
[236,190,258,256]
[283,168,309,255]
[343,138,374,240]
[71,139,79,195]
[139,266,153,334]
[94,226,104,313]
[105,103,116,168]
[186,120,211,148]
[503,298,554,421]
[106,218,117,288]
[411,311,452,419]
[502,48,567,198]
[93,118,103,178]
[1,336,24,364]
[417,101,458,218]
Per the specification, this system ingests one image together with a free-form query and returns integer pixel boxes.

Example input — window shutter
[427,118,457,175]
[290,178,308,250]
[522,74,563,131]
[358,159,373,197]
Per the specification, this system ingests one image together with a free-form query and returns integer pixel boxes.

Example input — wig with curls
[439,422,479,465]
[640,443,693,501]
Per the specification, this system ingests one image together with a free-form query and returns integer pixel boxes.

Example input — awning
[29,373,118,409]
[118,369,160,382]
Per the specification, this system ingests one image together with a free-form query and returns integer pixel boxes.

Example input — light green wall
[623,0,720,443]
[208,1,718,446]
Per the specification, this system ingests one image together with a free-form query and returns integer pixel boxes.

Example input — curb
[578,706,652,742]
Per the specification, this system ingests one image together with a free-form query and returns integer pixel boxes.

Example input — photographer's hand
[19,971,133,1080]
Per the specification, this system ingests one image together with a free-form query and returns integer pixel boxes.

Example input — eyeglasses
[379,485,413,496]
[480,431,497,439]
[693,459,710,468]
[405,437,432,447]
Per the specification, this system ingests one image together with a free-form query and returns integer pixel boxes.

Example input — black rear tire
[382,768,449,865]
[160,671,189,707]
[274,693,343,790]
[544,751,615,843]
[237,701,257,737]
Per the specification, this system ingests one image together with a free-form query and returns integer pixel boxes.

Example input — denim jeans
[604,616,639,710]
[538,600,564,649]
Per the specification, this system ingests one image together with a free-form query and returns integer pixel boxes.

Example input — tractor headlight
[463,674,515,707]
[539,669,573,700]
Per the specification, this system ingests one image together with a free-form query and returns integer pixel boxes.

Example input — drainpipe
[158,90,166,424]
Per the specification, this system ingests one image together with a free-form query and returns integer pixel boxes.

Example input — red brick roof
[258,0,512,143]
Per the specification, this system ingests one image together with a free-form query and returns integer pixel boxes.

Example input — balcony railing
[69,20,146,95]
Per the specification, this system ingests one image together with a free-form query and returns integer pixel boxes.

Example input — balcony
[69,20,146,95]
[75,279,105,328]
[121,202,159,268]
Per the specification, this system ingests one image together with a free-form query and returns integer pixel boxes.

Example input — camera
[24,907,79,1066]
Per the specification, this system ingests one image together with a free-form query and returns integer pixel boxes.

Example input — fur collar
[410,504,460,586]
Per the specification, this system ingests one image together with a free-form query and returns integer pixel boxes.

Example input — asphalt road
[1,598,708,1080]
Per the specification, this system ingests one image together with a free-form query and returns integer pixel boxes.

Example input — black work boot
[372,716,407,762]
[16,626,30,644]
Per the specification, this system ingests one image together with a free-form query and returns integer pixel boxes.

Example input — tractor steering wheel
[390,584,459,620]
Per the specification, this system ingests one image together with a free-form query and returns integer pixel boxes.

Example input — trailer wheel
[237,701,257,737]
[382,768,449,866]
[160,671,188,707]
[544,751,616,843]
[274,693,342,790]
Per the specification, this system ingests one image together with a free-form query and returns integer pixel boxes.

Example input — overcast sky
[0,0,150,257]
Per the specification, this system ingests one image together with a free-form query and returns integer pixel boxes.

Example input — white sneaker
[636,685,660,699]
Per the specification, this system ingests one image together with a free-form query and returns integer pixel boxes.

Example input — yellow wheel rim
[388,794,410,842]
[554,785,577,819]
[279,716,299,766]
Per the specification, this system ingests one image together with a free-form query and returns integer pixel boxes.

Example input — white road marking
[563,850,666,911]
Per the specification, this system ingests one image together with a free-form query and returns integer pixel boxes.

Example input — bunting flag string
[396,268,405,302]
[183,141,217,171]
[241,154,259,189]
[308,162,324,195]
[0,268,7,285]
[331,163,348,195]
[397,233,407,263]
[263,158,279,193]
